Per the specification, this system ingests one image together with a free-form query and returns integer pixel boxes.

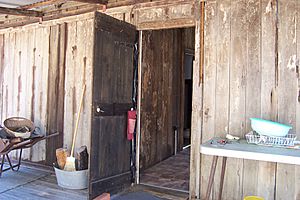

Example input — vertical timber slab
[46,23,67,165]
[74,19,87,151]
[242,0,262,197]
[2,33,9,121]
[200,0,217,199]
[159,30,165,161]
[211,0,231,198]
[225,0,247,199]
[190,0,202,199]
[167,30,173,157]
[84,19,94,155]
[276,0,297,199]
[212,0,231,197]
[140,30,156,169]
[46,25,60,164]
[64,19,94,153]
[140,29,183,169]
[31,26,50,162]
[64,21,77,150]
[258,0,277,198]
[0,34,4,125]
[56,23,67,158]
[296,0,300,199]
[23,28,35,160]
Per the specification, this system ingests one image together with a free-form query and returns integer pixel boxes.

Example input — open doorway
[139,27,195,193]
[183,49,194,148]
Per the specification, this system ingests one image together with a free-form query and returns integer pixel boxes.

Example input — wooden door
[89,13,136,199]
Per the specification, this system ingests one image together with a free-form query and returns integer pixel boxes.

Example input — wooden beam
[21,0,66,10]
[71,0,108,4]
[0,7,43,17]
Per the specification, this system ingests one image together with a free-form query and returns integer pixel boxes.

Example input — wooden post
[136,30,143,184]
[189,0,204,199]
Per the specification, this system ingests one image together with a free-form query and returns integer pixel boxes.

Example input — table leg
[205,156,218,200]
[218,157,227,200]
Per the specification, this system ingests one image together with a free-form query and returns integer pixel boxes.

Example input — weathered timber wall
[140,29,182,170]
[0,13,94,163]
[140,28,194,170]
[199,0,300,199]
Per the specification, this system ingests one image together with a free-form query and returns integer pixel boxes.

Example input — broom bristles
[64,156,76,171]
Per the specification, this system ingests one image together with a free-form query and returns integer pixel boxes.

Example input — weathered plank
[296,0,300,199]
[64,21,77,151]
[189,0,202,198]
[242,0,261,197]
[224,0,247,199]
[210,0,231,198]
[63,19,94,154]
[31,26,50,162]
[140,29,184,170]
[45,23,67,165]
[0,34,4,125]
[89,13,136,198]
[200,0,217,199]
[257,0,277,198]
[276,0,297,199]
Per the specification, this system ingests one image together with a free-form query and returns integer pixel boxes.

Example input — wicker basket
[245,131,296,146]
[3,117,35,139]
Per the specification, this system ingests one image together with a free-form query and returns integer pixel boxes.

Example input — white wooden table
[200,137,300,200]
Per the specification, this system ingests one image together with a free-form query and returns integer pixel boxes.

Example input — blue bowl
[250,118,292,137]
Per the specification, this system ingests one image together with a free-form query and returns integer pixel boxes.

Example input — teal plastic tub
[250,118,292,137]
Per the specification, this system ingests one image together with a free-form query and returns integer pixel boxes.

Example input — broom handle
[70,84,86,157]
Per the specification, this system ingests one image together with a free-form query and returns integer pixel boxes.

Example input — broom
[64,84,86,171]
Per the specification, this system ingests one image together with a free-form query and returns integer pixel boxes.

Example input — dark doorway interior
[183,50,194,147]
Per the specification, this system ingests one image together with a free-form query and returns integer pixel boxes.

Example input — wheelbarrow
[0,130,59,177]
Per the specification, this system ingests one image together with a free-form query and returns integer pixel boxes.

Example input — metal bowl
[3,117,35,139]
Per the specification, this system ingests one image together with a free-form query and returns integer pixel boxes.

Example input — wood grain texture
[224,0,247,199]
[211,0,231,198]
[89,12,136,198]
[0,14,96,164]
[0,27,50,162]
[200,0,217,199]
[140,29,184,170]
[258,0,277,198]
[296,0,300,199]
[242,0,261,197]
[63,19,94,154]
[46,23,67,165]
[276,0,297,199]
[198,0,299,199]
[189,0,202,198]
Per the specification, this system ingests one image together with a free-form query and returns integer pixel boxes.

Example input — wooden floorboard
[0,164,88,199]
[140,148,190,192]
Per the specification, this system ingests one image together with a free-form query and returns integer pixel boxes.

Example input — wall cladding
[200,0,300,199]
[0,13,94,163]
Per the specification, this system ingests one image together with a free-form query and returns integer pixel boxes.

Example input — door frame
[134,22,201,200]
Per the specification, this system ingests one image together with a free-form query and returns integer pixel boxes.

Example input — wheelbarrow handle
[45,132,60,139]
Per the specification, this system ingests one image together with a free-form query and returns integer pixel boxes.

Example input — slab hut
[0,0,299,200]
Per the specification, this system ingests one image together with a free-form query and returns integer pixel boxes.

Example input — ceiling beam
[70,0,108,4]
[0,2,20,7]
[0,7,43,17]
[21,0,66,10]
